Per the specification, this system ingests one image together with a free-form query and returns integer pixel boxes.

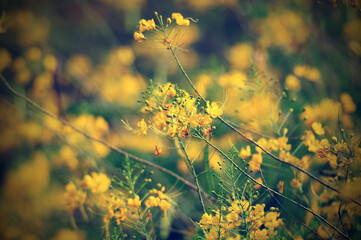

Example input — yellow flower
[340,93,356,113]
[199,213,213,229]
[277,181,284,193]
[248,153,262,172]
[239,145,251,159]
[139,19,155,32]
[290,179,301,189]
[285,74,301,91]
[134,31,145,42]
[172,13,190,26]
[206,101,223,118]
[127,195,141,210]
[311,122,325,135]
[82,172,111,194]
[137,118,148,136]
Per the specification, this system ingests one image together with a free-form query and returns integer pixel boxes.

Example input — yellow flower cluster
[134,18,155,42]
[241,137,291,172]
[198,199,282,240]
[144,186,172,216]
[101,195,128,225]
[64,182,86,213]
[139,82,222,138]
[134,12,192,43]
[82,172,111,194]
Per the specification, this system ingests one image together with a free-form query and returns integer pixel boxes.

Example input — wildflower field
[1,0,361,239]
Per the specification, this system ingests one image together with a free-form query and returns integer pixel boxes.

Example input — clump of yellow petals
[239,145,251,159]
[64,182,86,213]
[172,13,190,26]
[127,195,141,210]
[311,122,325,136]
[285,74,301,91]
[137,118,148,136]
[139,82,220,139]
[82,172,111,194]
[340,93,356,114]
[249,153,263,172]
[139,19,156,32]
[144,186,171,216]
[206,101,223,118]
[293,65,321,82]
[133,31,145,42]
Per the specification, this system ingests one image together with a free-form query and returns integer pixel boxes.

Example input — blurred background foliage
[0,0,360,239]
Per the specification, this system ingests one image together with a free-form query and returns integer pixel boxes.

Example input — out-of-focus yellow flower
[277,181,284,193]
[51,229,85,240]
[64,182,86,213]
[290,178,302,189]
[228,43,253,70]
[311,122,325,135]
[340,93,356,113]
[255,10,309,53]
[137,119,148,136]
[300,99,339,126]
[25,47,42,61]
[249,153,262,172]
[82,172,111,194]
[254,178,263,190]
[56,146,79,171]
[293,65,321,82]
[172,13,190,26]
[239,145,251,159]
[43,54,58,72]
[195,73,212,97]
[285,74,301,91]
[0,48,12,71]
[66,54,92,78]
[218,70,247,96]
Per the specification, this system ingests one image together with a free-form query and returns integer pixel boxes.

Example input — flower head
[172,13,190,26]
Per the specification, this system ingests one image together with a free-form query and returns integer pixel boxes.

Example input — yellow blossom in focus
[172,13,190,26]
[134,31,145,42]
[139,19,156,32]
[82,172,111,194]
[340,93,356,113]
[311,122,325,136]
[127,195,141,210]
[206,101,223,118]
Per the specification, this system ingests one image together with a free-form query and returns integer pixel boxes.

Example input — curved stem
[0,73,206,199]
[201,136,351,240]
[178,139,206,213]
[168,45,361,208]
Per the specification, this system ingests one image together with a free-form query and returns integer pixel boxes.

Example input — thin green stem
[201,136,351,240]
[167,47,361,208]
[178,139,206,213]
[0,73,206,200]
